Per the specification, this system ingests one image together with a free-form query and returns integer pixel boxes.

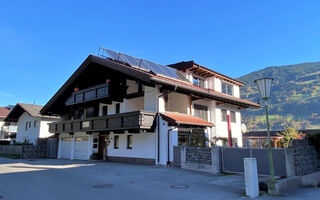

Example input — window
[102,105,108,116]
[127,135,132,149]
[221,109,227,121]
[114,135,119,149]
[194,104,208,121]
[25,122,28,130]
[193,77,205,87]
[28,121,31,128]
[221,82,233,96]
[34,121,37,127]
[230,111,236,123]
[73,109,84,120]
[116,103,120,114]
[85,107,94,118]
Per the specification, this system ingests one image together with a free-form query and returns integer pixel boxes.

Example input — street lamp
[254,78,275,191]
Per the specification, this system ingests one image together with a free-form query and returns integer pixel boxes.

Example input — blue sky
[1,0,320,106]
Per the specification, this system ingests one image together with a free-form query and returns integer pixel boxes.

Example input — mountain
[238,61,320,131]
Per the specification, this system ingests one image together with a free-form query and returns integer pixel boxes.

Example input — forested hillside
[238,61,320,131]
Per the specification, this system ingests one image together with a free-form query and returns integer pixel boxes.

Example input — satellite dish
[241,123,247,133]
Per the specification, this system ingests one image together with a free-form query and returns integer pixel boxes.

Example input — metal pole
[265,101,275,190]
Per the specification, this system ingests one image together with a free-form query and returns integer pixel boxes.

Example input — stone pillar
[181,145,186,168]
[244,158,259,198]
[211,147,221,174]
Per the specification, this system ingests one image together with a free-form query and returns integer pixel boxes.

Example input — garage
[74,137,89,160]
[60,137,72,159]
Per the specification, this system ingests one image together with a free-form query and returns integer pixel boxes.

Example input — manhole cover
[93,184,114,188]
[170,184,189,189]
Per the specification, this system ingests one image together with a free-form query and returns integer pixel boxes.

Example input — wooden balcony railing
[48,110,156,133]
[65,83,109,106]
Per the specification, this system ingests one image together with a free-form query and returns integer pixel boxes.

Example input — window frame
[115,103,120,114]
[193,104,208,121]
[221,82,233,96]
[114,135,119,149]
[127,135,132,149]
[230,111,236,123]
[193,76,205,88]
[221,109,227,122]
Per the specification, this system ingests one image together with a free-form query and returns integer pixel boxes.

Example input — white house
[40,48,259,164]
[0,107,17,142]
[5,103,59,144]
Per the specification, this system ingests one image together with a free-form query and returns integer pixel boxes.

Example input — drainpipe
[156,86,177,164]
[167,126,177,166]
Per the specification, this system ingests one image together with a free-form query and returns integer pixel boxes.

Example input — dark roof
[168,61,244,86]
[160,112,214,127]
[5,103,60,122]
[244,129,320,138]
[41,54,260,115]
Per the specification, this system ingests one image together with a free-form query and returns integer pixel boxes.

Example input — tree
[280,127,302,148]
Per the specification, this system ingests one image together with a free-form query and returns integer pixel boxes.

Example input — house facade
[0,106,17,142]
[5,103,59,144]
[40,48,259,164]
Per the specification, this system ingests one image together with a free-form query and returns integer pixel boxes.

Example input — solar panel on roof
[99,48,189,82]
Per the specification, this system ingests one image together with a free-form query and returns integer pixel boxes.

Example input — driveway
[0,158,318,200]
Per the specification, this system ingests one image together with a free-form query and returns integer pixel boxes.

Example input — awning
[160,112,214,127]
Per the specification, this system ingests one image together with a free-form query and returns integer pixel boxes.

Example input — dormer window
[193,77,205,88]
[222,82,233,96]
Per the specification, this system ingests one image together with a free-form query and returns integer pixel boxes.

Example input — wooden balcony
[49,110,156,133]
[65,83,109,106]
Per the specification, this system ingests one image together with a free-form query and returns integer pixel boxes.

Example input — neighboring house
[243,129,319,148]
[5,103,59,144]
[0,106,17,141]
[40,48,259,164]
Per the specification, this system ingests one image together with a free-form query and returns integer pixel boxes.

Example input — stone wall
[289,139,320,176]
[186,147,212,165]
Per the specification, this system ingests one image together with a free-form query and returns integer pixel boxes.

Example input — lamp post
[254,78,275,190]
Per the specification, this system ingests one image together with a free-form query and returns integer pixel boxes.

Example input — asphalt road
[0,158,318,200]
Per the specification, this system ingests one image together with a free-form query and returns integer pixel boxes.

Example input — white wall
[16,112,41,144]
[107,132,156,159]
[214,77,222,92]
[215,105,243,146]
[233,85,240,98]
[39,119,57,138]
[123,97,144,112]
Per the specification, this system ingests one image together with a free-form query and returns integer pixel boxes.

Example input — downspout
[167,126,177,166]
[156,86,177,164]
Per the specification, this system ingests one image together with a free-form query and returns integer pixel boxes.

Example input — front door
[98,135,107,160]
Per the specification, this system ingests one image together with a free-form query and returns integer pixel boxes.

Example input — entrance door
[60,137,72,159]
[74,137,89,160]
[98,135,107,160]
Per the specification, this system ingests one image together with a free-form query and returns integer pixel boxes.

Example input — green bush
[307,131,320,153]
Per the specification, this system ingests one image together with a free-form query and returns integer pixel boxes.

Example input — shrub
[280,127,302,148]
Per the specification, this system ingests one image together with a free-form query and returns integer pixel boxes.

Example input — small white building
[5,103,59,144]
[40,48,259,164]
[0,107,17,142]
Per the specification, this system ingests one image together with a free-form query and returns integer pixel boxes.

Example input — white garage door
[60,137,72,159]
[74,137,89,160]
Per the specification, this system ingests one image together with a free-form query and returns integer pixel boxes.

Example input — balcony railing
[65,83,109,106]
[48,110,156,133]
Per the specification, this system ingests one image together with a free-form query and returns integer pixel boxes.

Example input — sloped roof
[0,107,10,118]
[160,112,214,127]
[41,54,260,115]
[5,103,59,122]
